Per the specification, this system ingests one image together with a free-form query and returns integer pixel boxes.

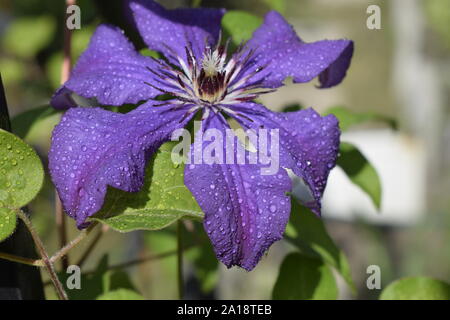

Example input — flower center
[196,69,226,103]
[145,34,274,120]
[194,45,228,104]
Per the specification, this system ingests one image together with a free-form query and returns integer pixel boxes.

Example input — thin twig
[61,0,75,83]
[56,0,76,271]
[16,209,68,300]
[108,249,180,271]
[75,225,108,268]
[0,222,98,268]
[50,222,98,264]
[177,221,184,300]
[55,196,68,269]
[43,247,191,286]
[0,252,44,267]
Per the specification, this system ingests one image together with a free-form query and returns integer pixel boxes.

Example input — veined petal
[184,114,291,271]
[230,102,340,215]
[245,11,353,89]
[49,101,195,228]
[51,24,161,109]
[129,0,225,64]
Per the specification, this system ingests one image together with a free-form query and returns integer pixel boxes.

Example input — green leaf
[0,129,44,242]
[0,129,44,208]
[0,207,17,242]
[337,142,382,209]
[2,16,56,59]
[325,106,384,209]
[285,198,356,294]
[11,105,59,140]
[92,142,203,232]
[97,289,145,300]
[326,106,397,132]
[272,252,338,300]
[221,11,262,45]
[380,277,450,300]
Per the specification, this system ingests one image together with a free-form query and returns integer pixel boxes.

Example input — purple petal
[184,114,291,271]
[245,11,353,88]
[51,24,161,109]
[49,101,195,228]
[129,0,225,64]
[230,102,340,215]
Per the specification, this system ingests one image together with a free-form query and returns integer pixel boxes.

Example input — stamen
[144,82,195,103]
[220,106,254,123]
[145,34,274,123]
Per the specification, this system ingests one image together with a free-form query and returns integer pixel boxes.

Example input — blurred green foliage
[2,16,56,60]
[425,0,450,48]
[58,254,141,300]
[97,288,145,300]
[285,198,356,295]
[380,277,450,300]
[221,11,262,45]
[326,106,397,132]
[338,142,382,209]
[272,252,337,300]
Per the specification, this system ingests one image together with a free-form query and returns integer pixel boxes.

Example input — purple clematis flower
[49,0,353,271]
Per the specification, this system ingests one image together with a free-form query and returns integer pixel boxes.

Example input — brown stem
[0,252,44,267]
[55,196,68,269]
[177,221,184,300]
[108,249,180,271]
[60,0,76,83]
[42,248,189,286]
[16,210,68,300]
[0,222,97,268]
[50,222,97,264]
[56,0,77,271]
[76,225,108,268]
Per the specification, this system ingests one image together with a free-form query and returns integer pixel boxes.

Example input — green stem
[16,209,68,300]
[75,224,107,267]
[0,252,44,267]
[50,223,97,264]
[0,222,97,268]
[177,220,184,299]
